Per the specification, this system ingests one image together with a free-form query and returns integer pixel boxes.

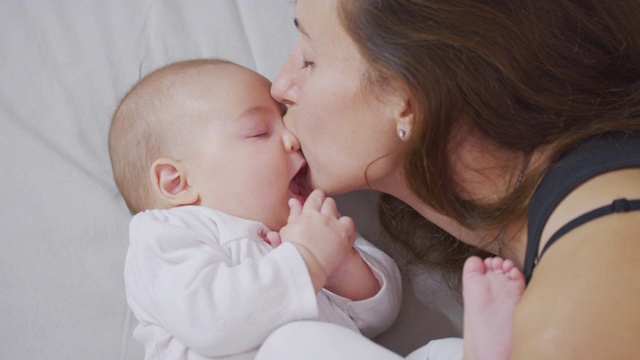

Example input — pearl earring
[397,128,406,139]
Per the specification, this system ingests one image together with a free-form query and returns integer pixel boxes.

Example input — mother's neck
[389,182,527,267]
[392,183,490,246]
[379,135,530,266]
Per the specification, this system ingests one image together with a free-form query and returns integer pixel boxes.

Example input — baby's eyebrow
[232,105,282,130]
[234,105,270,121]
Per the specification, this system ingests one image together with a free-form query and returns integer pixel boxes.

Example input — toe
[489,257,504,272]
[502,259,515,273]
[507,266,525,282]
[463,256,487,275]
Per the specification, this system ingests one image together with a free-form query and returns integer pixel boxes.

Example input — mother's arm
[512,169,640,359]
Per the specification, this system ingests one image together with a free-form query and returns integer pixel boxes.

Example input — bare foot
[462,256,525,360]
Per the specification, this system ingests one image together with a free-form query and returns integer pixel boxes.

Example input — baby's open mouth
[289,164,310,203]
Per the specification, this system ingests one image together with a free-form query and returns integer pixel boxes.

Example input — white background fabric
[0,2,462,359]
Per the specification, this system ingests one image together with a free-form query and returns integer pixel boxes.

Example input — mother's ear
[149,158,199,206]
[387,83,414,140]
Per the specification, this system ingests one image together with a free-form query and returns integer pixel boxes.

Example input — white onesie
[124,206,402,360]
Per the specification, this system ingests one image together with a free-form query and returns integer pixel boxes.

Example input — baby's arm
[274,189,389,301]
[322,235,403,338]
[278,190,358,293]
[277,190,402,337]
[324,245,380,300]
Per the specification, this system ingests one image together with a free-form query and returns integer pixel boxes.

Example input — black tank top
[524,131,640,283]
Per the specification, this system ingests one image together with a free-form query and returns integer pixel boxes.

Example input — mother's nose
[270,45,300,105]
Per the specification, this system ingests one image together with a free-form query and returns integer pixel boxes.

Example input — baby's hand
[264,230,282,248]
[280,189,356,292]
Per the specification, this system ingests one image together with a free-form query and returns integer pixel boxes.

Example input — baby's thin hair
[108,58,233,214]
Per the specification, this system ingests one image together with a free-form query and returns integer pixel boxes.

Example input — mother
[266,0,640,358]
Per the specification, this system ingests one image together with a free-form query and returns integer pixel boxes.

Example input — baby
[108,59,402,360]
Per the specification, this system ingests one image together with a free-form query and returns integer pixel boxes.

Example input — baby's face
[182,64,307,230]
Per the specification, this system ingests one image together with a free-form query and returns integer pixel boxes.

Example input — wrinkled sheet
[0,1,462,359]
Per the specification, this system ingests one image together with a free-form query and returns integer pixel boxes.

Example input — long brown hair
[338,0,640,280]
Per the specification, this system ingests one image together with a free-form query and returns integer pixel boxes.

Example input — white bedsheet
[0,2,462,359]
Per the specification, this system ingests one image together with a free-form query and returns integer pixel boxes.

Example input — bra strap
[540,198,640,258]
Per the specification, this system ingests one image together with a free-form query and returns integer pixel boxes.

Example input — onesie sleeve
[321,234,402,338]
[124,211,318,357]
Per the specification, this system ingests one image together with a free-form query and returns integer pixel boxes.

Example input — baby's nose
[282,131,300,153]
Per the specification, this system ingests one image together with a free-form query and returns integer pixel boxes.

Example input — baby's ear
[150,158,199,206]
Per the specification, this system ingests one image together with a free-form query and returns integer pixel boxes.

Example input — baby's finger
[288,198,303,223]
[320,197,338,217]
[266,231,282,248]
[338,216,356,243]
[302,189,325,212]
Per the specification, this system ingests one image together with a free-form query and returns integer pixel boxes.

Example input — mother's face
[271,0,404,195]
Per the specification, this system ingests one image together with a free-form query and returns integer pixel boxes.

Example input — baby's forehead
[144,62,276,128]
[179,63,265,94]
